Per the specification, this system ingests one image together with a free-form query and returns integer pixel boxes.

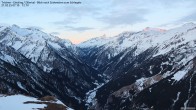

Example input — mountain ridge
[0,23,196,110]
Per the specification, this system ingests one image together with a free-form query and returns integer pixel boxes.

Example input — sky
[0,0,196,44]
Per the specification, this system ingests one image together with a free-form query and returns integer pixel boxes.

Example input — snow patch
[135,78,146,91]
[17,82,27,91]
[48,41,61,49]
[172,61,193,81]
[85,83,105,107]
[0,94,46,110]
[172,92,181,107]
[0,54,16,65]
[172,71,187,81]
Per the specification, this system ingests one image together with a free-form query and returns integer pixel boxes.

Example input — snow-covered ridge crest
[0,24,74,46]
[143,27,166,32]
[77,27,166,49]
[0,24,77,63]
[78,22,196,58]
[78,34,110,48]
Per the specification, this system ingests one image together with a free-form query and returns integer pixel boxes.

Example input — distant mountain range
[0,23,196,110]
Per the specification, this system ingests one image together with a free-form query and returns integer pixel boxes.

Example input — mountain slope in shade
[0,25,104,110]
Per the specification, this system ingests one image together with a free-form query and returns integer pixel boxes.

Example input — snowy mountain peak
[11,24,20,28]
[143,27,166,32]
[78,22,196,71]
[100,34,107,38]
[0,24,72,44]
[78,35,110,48]
[26,27,42,31]
[11,24,41,31]
[0,24,77,63]
[182,22,196,27]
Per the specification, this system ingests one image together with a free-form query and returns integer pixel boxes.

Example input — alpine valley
[0,23,196,110]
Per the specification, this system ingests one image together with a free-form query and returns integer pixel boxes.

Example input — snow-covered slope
[78,23,196,73]
[0,94,74,110]
[79,24,194,58]
[0,94,46,110]
[78,35,111,48]
[0,25,77,63]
